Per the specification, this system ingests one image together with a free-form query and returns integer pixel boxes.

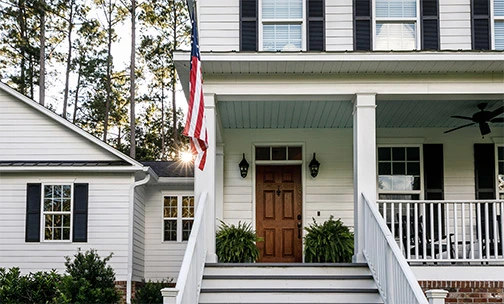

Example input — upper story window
[240,0,324,51]
[354,0,439,51]
[472,0,504,50]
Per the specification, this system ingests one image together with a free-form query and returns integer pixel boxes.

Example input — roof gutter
[126,167,152,304]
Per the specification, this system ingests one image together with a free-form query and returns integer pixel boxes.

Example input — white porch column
[195,93,218,263]
[353,93,377,263]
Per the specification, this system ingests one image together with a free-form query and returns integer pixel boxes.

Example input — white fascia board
[0,166,147,173]
[0,82,144,170]
[156,177,194,185]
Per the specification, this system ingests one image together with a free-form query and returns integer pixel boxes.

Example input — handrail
[363,193,428,304]
[173,191,208,304]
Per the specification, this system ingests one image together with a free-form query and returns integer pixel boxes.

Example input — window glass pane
[263,24,302,51]
[392,147,405,161]
[262,0,302,19]
[378,147,391,161]
[44,185,53,198]
[379,194,419,200]
[498,147,504,160]
[407,162,420,175]
[376,0,416,17]
[378,176,392,190]
[256,147,270,160]
[164,196,177,218]
[62,185,71,198]
[272,147,287,160]
[182,220,194,241]
[376,23,416,50]
[496,0,504,16]
[392,162,406,175]
[495,22,504,50]
[379,163,391,175]
[288,147,302,160]
[182,196,195,218]
[412,176,421,190]
[164,220,177,241]
[406,147,420,161]
[54,185,62,198]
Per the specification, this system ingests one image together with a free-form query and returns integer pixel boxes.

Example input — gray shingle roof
[141,161,194,178]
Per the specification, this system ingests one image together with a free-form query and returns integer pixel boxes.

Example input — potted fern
[216,221,263,263]
[304,216,354,263]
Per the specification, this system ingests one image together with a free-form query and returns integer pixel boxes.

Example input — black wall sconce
[239,153,249,178]
[309,153,320,178]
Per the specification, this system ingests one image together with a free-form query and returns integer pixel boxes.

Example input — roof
[0,81,145,171]
[141,161,194,178]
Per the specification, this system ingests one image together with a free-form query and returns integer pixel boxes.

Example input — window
[43,185,72,241]
[240,0,324,51]
[378,146,421,200]
[498,146,504,199]
[163,195,195,242]
[495,0,504,49]
[472,0,504,49]
[255,146,302,161]
[354,0,439,51]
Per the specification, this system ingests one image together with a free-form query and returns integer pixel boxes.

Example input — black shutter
[26,183,41,242]
[474,144,496,199]
[423,144,445,238]
[73,183,89,242]
[354,0,372,51]
[471,0,491,50]
[240,0,258,51]
[421,0,439,50]
[307,0,325,51]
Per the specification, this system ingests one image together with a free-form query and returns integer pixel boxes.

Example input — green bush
[132,279,174,304]
[0,267,61,304]
[304,216,354,263]
[56,249,120,304]
[216,221,263,263]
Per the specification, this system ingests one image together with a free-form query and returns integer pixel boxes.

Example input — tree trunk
[38,0,46,106]
[161,81,165,160]
[129,0,136,159]
[63,1,75,119]
[171,0,178,148]
[103,0,113,143]
[19,0,27,95]
[72,68,81,124]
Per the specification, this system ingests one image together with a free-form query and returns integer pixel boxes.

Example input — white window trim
[377,144,424,200]
[492,0,504,49]
[40,183,74,242]
[162,192,195,243]
[372,0,421,51]
[258,0,307,51]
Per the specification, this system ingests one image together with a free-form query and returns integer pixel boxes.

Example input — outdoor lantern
[239,153,249,178]
[309,153,320,178]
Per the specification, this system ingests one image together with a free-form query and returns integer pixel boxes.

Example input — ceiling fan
[444,103,504,136]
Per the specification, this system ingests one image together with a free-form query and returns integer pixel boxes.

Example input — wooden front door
[256,165,302,263]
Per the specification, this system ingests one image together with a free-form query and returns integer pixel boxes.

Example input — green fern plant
[216,221,263,263]
[304,216,354,263]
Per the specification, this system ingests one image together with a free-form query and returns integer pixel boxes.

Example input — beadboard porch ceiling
[217,99,504,129]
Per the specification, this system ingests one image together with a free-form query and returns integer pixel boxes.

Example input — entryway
[255,165,302,262]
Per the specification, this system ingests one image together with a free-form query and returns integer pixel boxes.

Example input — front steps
[198,263,383,304]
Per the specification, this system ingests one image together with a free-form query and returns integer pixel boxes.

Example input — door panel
[256,165,302,262]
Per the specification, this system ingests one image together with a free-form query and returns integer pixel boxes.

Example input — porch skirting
[419,280,504,303]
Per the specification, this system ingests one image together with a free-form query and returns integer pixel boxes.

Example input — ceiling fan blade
[491,117,504,123]
[489,106,504,119]
[451,115,474,121]
[479,122,491,136]
[444,122,476,134]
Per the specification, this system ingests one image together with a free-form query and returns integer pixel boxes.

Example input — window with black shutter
[472,0,491,50]
[354,0,372,51]
[421,0,439,50]
[26,183,42,242]
[73,183,89,242]
[240,0,258,51]
[307,0,325,51]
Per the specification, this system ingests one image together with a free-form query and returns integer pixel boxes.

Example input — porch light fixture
[239,153,249,178]
[309,153,320,178]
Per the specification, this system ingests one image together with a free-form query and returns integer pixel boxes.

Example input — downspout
[127,168,152,304]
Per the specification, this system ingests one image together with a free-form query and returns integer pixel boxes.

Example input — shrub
[304,216,354,263]
[216,221,263,263]
[0,267,61,304]
[56,249,120,304]
[132,279,174,304]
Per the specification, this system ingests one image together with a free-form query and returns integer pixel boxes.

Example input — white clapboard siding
[439,0,472,50]
[199,0,239,52]
[325,0,354,51]
[0,88,119,161]
[143,184,193,282]
[0,172,134,280]
[133,186,146,282]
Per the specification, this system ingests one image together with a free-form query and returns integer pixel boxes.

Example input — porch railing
[162,191,208,304]
[377,200,504,263]
[363,194,428,304]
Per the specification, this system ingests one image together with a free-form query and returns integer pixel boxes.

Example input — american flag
[183,12,208,170]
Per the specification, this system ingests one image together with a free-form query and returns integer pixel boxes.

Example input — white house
[169,0,504,303]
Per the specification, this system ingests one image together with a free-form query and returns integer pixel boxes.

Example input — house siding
[0,87,119,161]
[439,0,472,50]
[0,172,134,280]
[143,184,194,282]
[325,0,354,51]
[132,185,146,282]
[199,0,239,52]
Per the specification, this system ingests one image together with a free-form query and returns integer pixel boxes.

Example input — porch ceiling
[218,99,504,129]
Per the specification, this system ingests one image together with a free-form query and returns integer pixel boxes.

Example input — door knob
[297,221,302,238]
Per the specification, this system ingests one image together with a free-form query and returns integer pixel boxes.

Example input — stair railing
[362,193,428,304]
[162,191,208,304]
